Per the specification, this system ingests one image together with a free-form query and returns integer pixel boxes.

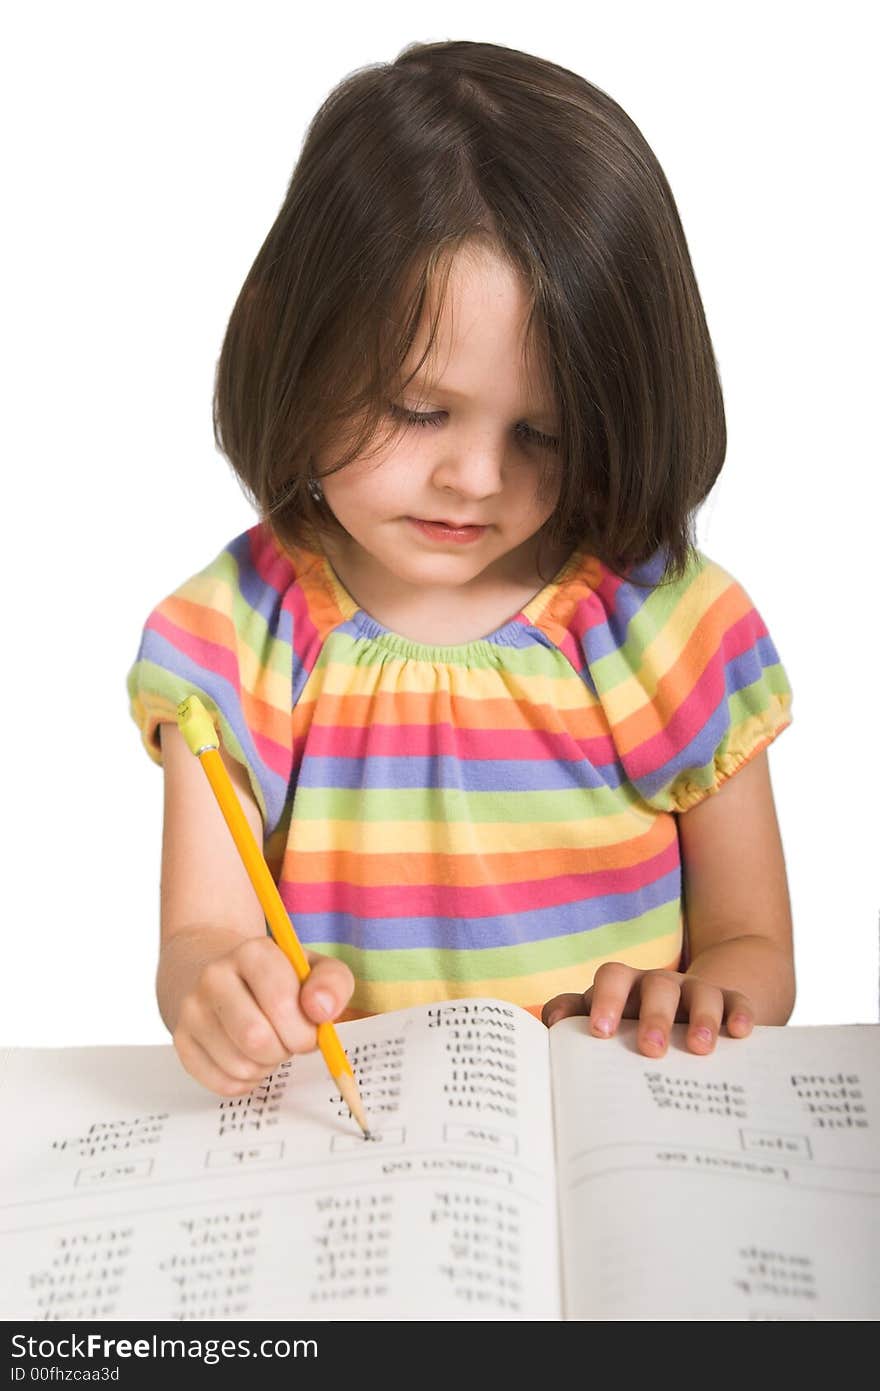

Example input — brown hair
[213,39,726,583]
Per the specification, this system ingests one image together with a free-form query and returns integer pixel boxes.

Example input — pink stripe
[562,590,613,670]
[252,728,294,780]
[285,567,327,671]
[246,524,327,672]
[300,720,618,765]
[248,523,296,594]
[282,840,679,917]
[148,610,241,689]
[593,568,626,611]
[625,610,769,779]
[149,610,293,779]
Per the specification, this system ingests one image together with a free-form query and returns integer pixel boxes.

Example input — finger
[205,943,306,1061]
[299,953,356,1025]
[191,962,294,1072]
[541,993,588,1028]
[585,961,642,1038]
[723,991,755,1039]
[678,977,725,1054]
[635,971,683,1056]
[173,1026,269,1099]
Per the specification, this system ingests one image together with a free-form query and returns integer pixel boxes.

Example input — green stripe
[182,549,293,678]
[725,673,791,735]
[588,551,713,688]
[320,626,580,678]
[291,782,643,822]
[127,659,267,822]
[304,900,679,982]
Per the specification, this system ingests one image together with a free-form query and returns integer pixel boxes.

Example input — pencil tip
[336,1069,374,1140]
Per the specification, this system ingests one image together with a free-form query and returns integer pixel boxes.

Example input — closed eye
[388,403,559,451]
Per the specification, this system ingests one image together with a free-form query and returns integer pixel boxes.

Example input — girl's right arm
[157,722,355,1096]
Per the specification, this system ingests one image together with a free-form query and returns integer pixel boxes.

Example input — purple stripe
[134,635,288,834]
[634,643,784,800]
[296,752,625,793]
[227,532,294,644]
[288,867,681,950]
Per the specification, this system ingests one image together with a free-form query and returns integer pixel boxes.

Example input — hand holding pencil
[174,694,373,1139]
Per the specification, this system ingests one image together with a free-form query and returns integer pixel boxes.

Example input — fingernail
[311,990,335,1020]
[545,1010,561,1028]
[693,1027,713,1045]
[592,1017,613,1036]
[643,1029,665,1049]
[730,1013,751,1033]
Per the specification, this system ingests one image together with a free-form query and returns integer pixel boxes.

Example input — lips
[408,517,488,545]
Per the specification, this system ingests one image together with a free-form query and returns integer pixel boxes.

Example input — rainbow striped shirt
[127,521,792,1021]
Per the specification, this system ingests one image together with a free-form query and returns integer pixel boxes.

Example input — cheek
[517,462,560,519]
[323,466,399,521]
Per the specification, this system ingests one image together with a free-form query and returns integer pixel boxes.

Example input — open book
[1,1001,878,1321]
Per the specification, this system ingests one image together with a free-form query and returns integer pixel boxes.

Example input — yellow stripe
[174,573,294,713]
[288,807,654,854]
[130,691,177,764]
[637,561,733,688]
[598,563,735,722]
[724,700,791,762]
[314,651,595,708]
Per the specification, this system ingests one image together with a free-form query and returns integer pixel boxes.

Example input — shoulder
[139,520,344,656]
[127,521,331,833]
[148,519,303,616]
[530,545,791,811]
[530,545,769,679]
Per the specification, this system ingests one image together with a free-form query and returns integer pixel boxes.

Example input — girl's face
[316,248,564,597]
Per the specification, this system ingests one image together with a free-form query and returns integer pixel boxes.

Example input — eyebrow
[405,371,558,422]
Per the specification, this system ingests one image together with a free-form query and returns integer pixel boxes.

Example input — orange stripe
[159,596,293,750]
[293,553,352,634]
[281,817,675,887]
[161,593,236,650]
[612,585,751,754]
[293,686,610,737]
[527,556,604,634]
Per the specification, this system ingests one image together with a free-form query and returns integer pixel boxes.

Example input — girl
[128,39,795,1100]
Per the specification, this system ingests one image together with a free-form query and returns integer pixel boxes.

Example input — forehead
[401,248,555,408]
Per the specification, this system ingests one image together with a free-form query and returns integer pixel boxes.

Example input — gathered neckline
[299,540,591,663]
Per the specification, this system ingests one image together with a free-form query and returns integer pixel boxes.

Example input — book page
[548,1018,880,1319]
[0,1000,560,1321]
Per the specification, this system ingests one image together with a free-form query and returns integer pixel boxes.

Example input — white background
[3,2,877,1045]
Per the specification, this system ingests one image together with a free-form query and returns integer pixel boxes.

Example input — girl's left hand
[541,963,756,1056]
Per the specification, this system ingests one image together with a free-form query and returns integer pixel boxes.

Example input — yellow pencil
[175,694,372,1139]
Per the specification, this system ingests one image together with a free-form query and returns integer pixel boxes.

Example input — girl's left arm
[677,748,795,1025]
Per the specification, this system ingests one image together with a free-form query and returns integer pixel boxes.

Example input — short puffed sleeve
[125,524,303,836]
[577,549,792,813]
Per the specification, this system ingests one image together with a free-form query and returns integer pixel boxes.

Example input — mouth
[408,517,489,544]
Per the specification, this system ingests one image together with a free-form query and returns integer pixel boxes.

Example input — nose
[429,431,506,500]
